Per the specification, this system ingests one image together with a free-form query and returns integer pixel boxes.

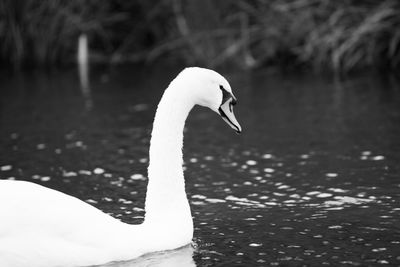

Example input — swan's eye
[219,85,224,90]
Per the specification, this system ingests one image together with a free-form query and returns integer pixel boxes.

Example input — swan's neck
[144,82,194,232]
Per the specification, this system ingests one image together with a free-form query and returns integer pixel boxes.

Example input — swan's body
[0,67,241,267]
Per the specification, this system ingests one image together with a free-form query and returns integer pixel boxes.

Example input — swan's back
[0,180,144,267]
[0,180,117,235]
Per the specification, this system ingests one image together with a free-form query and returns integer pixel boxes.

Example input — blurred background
[1,0,400,72]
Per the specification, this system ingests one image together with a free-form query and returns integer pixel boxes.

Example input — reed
[0,0,126,69]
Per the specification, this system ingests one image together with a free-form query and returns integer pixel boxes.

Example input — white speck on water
[40,176,51,182]
[249,243,262,247]
[130,174,145,180]
[206,198,226,203]
[75,141,83,147]
[118,198,133,204]
[93,168,104,174]
[372,248,387,252]
[372,155,385,161]
[328,188,348,193]
[328,225,343,229]
[306,191,321,196]
[264,168,275,173]
[326,173,338,177]
[357,192,367,197]
[283,200,296,204]
[103,197,112,202]
[362,151,372,156]
[300,154,310,159]
[192,194,207,200]
[277,185,290,190]
[55,148,62,154]
[63,171,77,177]
[204,156,214,161]
[243,181,253,186]
[246,160,257,166]
[189,158,198,163]
[264,202,278,206]
[7,177,15,180]
[191,201,205,206]
[132,207,144,212]
[316,193,333,198]
[226,195,266,208]
[86,199,98,204]
[79,170,92,175]
[139,158,148,163]
[37,143,46,150]
[360,156,368,160]
[290,194,301,199]
[325,196,374,206]
[32,174,40,179]
[10,133,19,139]
[1,165,12,171]
[262,154,273,159]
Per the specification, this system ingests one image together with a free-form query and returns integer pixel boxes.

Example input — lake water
[0,67,399,266]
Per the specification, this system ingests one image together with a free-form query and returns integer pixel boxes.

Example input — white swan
[0,67,241,267]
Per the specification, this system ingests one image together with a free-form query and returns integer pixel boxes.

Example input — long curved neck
[144,82,194,226]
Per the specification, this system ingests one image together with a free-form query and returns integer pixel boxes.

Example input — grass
[1,0,399,73]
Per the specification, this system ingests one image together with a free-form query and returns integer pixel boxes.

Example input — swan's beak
[218,96,242,134]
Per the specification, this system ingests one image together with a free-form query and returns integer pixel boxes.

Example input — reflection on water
[97,245,195,267]
[0,68,400,266]
[77,33,93,110]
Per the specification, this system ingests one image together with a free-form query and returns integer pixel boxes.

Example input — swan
[0,67,242,267]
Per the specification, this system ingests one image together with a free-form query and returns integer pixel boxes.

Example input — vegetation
[1,0,400,72]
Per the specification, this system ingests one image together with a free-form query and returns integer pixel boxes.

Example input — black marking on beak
[218,107,241,134]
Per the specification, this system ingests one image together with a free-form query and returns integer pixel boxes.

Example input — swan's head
[178,67,242,133]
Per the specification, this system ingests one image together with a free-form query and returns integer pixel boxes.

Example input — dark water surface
[1,67,400,266]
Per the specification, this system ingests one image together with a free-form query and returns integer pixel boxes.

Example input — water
[1,67,400,266]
